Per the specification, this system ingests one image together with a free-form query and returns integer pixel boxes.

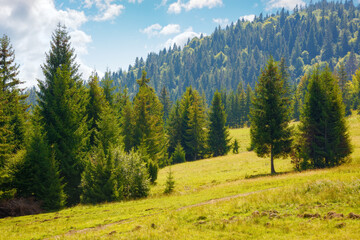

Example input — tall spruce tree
[159,86,172,123]
[133,70,167,168]
[250,58,292,174]
[37,24,88,205]
[299,67,352,169]
[208,91,230,157]
[0,35,27,152]
[186,89,208,161]
[167,100,183,155]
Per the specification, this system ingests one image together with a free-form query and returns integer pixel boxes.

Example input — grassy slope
[1,118,360,239]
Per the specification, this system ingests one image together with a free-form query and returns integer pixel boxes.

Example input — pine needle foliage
[250,57,292,174]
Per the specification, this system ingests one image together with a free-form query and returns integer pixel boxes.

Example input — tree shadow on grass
[244,171,293,179]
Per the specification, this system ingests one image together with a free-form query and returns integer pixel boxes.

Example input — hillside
[104,0,360,103]
[1,115,359,239]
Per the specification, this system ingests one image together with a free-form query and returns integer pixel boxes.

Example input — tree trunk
[270,145,276,175]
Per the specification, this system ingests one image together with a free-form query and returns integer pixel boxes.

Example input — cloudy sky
[0,0,323,87]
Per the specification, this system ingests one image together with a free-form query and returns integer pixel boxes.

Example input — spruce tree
[37,24,88,205]
[299,67,352,169]
[167,100,182,155]
[101,70,116,107]
[0,35,27,152]
[208,91,230,157]
[14,117,65,211]
[133,70,167,168]
[186,90,208,161]
[87,73,107,147]
[159,86,172,123]
[250,57,292,174]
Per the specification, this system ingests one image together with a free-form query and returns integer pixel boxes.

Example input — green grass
[1,116,360,239]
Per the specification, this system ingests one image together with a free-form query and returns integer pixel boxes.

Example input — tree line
[0,26,232,214]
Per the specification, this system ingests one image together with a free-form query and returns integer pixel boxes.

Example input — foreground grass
[0,117,360,239]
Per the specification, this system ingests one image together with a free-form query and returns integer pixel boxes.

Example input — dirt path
[49,187,278,239]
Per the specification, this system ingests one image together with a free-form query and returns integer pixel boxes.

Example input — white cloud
[128,0,144,3]
[265,0,305,11]
[168,0,223,14]
[164,27,204,48]
[0,0,92,87]
[141,24,162,37]
[160,24,181,35]
[141,24,181,37]
[168,0,182,14]
[83,0,125,21]
[240,14,255,22]
[213,18,229,27]
[94,3,124,21]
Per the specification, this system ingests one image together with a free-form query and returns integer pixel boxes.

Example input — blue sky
[0,0,322,87]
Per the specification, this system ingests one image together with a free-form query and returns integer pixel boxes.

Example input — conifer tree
[37,24,88,205]
[208,91,230,157]
[101,70,116,107]
[299,67,352,169]
[186,90,208,161]
[133,70,167,168]
[14,117,65,210]
[167,100,182,155]
[0,35,27,152]
[159,86,172,123]
[87,73,107,147]
[250,58,292,174]
[121,96,134,152]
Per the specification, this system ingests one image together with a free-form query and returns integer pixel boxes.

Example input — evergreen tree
[170,142,186,164]
[86,73,107,147]
[0,34,27,152]
[299,67,352,169]
[164,168,175,194]
[101,70,116,107]
[159,86,172,123]
[37,24,88,205]
[208,91,230,157]
[133,70,167,168]
[186,90,208,161]
[232,139,239,154]
[167,100,183,155]
[14,118,65,211]
[250,58,292,174]
[121,97,134,152]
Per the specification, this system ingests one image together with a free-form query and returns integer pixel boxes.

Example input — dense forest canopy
[95,0,360,104]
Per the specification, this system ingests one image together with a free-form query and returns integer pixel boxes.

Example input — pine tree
[159,86,172,123]
[164,168,175,194]
[299,67,352,169]
[244,84,253,126]
[232,139,239,154]
[101,70,116,107]
[170,142,186,164]
[0,35,27,152]
[208,91,230,157]
[14,118,65,211]
[121,97,134,152]
[186,90,208,161]
[87,73,107,147]
[167,100,183,155]
[37,24,88,205]
[250,57,292,174]
[133,70,167,168]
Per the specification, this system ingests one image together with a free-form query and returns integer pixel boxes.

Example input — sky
[0,0,327,87]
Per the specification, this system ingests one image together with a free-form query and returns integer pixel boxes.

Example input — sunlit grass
[0,116,359,239]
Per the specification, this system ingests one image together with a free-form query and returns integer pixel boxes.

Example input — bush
[0,198,42,218]
[81,147,150,204]
[232,139,239,154]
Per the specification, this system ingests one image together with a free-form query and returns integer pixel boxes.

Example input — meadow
[0,118,359,239]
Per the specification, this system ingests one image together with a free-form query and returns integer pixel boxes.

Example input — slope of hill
[105,1,360,104]
[1,115,359,239]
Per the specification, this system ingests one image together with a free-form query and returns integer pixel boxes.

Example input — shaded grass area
[1,116,360,239]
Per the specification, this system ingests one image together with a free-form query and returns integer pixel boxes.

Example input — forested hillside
[106,0,360,103]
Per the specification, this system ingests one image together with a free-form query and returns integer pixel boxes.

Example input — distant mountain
[104,0,360,103]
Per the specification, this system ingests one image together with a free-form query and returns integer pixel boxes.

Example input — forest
[0,0,357,216]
